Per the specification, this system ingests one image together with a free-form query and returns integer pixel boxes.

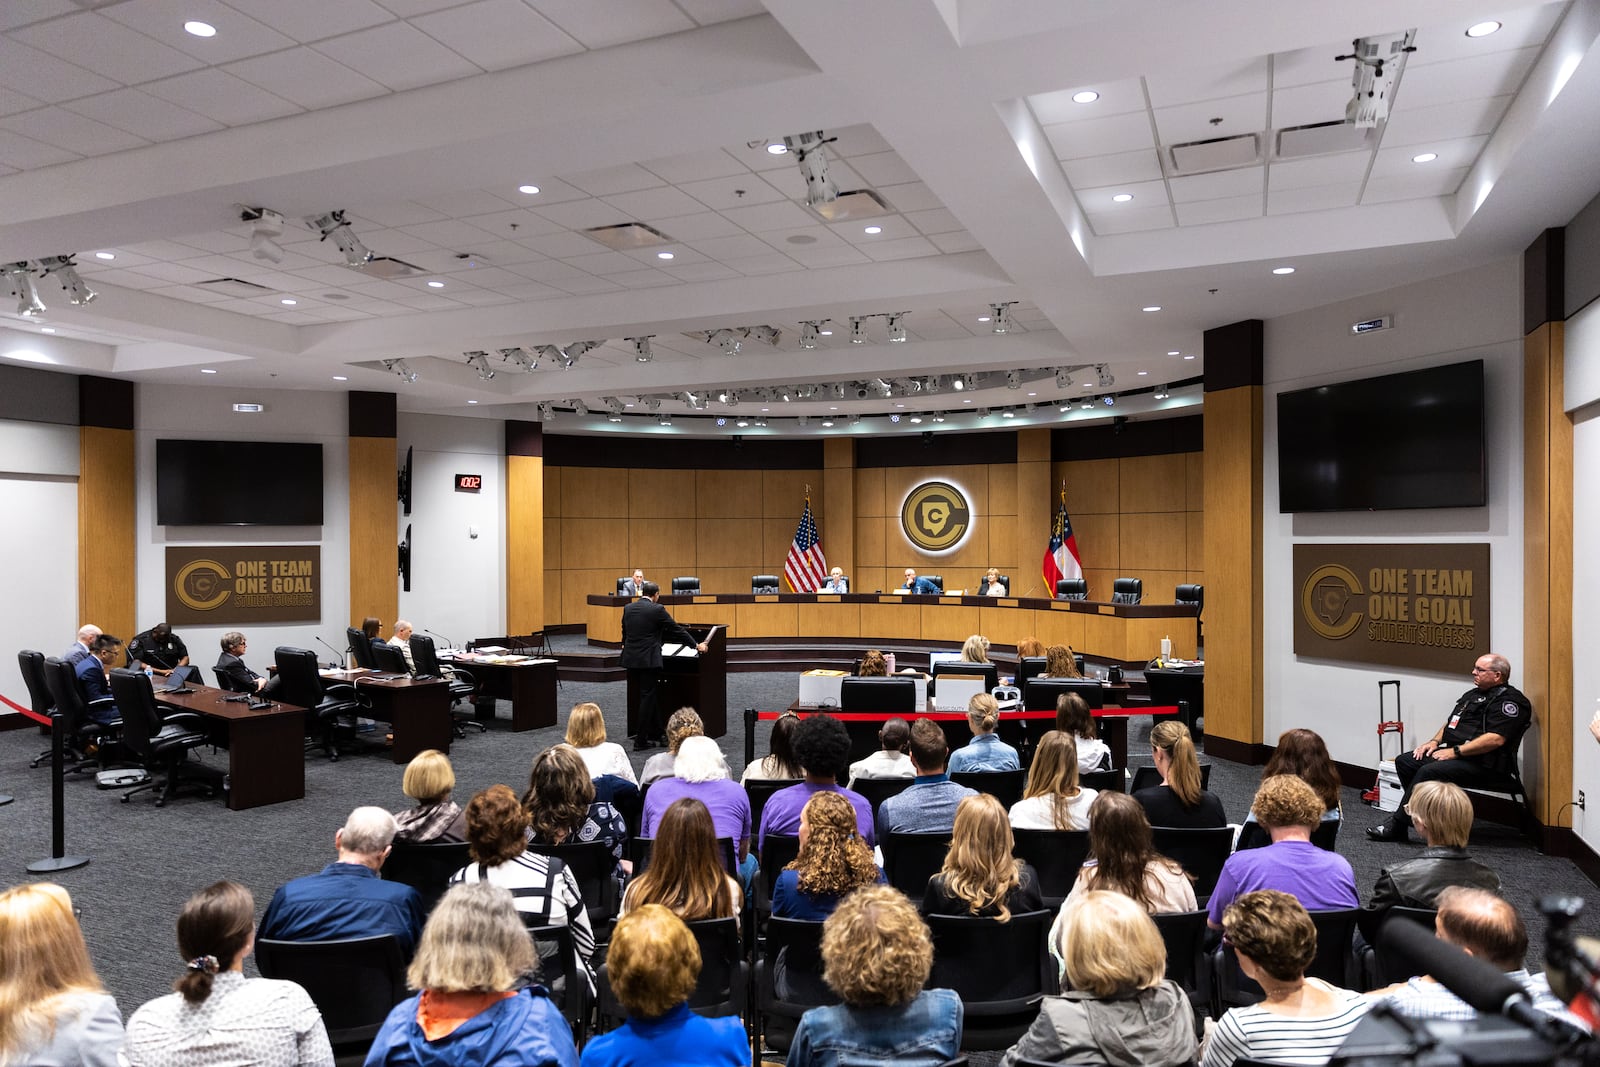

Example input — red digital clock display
[455,474,482,492]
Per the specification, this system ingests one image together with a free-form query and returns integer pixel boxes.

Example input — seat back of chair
[346,627,376,669]
[840,676,918,712]
[381,840,470,917]
[43,657,90,731]
[408,634,444,676]
[1307,908,1361,988]
[1130,764,1211,795]
[883,831,953,898]
[1150,826,1234,900]
[931,660,998,697]
[371,642,409,675]
[1011,829,1091,906]
[850,776,915,814]
[922,574,944,592]
[752,574,781,594]
[1078,768,1125,794]
[926,910,1053,1007]
[949,769,1026,809]
[1310,817,1341,851]
[18,650,54,716]
[632,836,737,877]
[255,935,408,1047]
[684,916,746,1014]
[1056,579,1088,600]
[671,576,701,595]
[106,668,160,759]
[758,833,801,909]
[1176,583,1203,614]
[1023,677,1103,711]
[745,778,801,832]
[273,646,326,708]
[1152,909,1210,997]
[1111,577,1143,604]
[522,921,586,1032]
[761,917,837,1011]
[1369,906,1439,986]
[527,840,616,930]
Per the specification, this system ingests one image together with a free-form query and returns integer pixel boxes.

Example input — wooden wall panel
[561,518,619,570]
[737,601,798,637]
[629,468,696,518]
[1031,606,1087,649]
[505,452,544,632]
[860,601,922,639]
[762,519,800,571]
[921,604,981,643]
[78,426,136,642]
[1186,452,1204,512]
[1017,429,1051,604]
[701,567,755,594]
[763,469,817,518]
[855,466,887,519]
[630,518,697,573]
[1203,386,1264,748]
[562,467,627,517]
[856,517,888,567]
[698,517,763,566]
[1060,459,1119,512]
[823,439,855,584]
[348,435,397,628]
[800,600,858,638]
[698,470,764,517]
[545,466,563,517]
[1120,453,1189,513]
[980,605,1030,648]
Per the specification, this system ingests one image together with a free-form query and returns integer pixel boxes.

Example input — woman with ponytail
[1132,720,1226,828]
[123,881,333,1066]
[948,693,1020,773]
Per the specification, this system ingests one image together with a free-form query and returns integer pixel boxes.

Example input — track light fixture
[572,399,589,417]
[848,317,868,345]
[5,263,46,318]
[1080,397,1094,410]
[706,328,744,356]
[1055,368,1073,389]
[820,416,835,427]
[952,376,965,392]
[1154,383,1170,400]
[383,358,417,383]
[535,345,563,365]
[465,351,495,380]
[607,410,623,423]
[242,207,285,264]
[782,131,840,208]
[908,414,923,424]
[748,325,781,346]
[874,378,894,398]
[1096,363,1114,388]
[539,402,555,421]
[754,416,768,428]
[629,336,653,363]
[644,398,661,412]
[1005,370,1022,390]
[307,210,374,267]
[560,340,600,369]
[932,412,946,423]
[605,397,624,417]
[33,255,97,307]
[718,390,740,406]
[735,415,750,428]
[658,413,672,426]
[799,321,822,349]
[977,407,992,418]
[1001,408,1016,418]
[499,347,538,371]
[989,302,1016,334]
[885,313,907,343]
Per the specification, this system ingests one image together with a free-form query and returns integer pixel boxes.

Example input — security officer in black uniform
[1367,652,1532,842]
[127,621,201,685]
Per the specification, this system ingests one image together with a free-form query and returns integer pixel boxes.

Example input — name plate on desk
[878,595,906,604]
[816,595,842,602]
[755,595,779,602]
[693,595,716,604]
[1098,605,1116,614]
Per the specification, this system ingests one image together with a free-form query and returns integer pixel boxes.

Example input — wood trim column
[348,392,397,630]
[78,376,135,642]
[1202,321,1265,761]
[506,420,544,633]
[823,437,854,583]
[1016,429,1051,599]
[1524,228,1573,833]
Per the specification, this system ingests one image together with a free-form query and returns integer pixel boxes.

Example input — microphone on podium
[424,628,454,650]
[315,635,345,669]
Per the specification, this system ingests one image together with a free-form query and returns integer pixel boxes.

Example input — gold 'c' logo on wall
[1301,563,1365,640]
[901,481,972,552]
[174,559,232,613]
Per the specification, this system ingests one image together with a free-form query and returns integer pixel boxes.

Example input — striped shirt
[450,851,596,990]
[1202,979,1370,1067]
[1377,970,1587,1029]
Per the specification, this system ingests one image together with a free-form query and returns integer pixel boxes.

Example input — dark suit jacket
[620,598,696,670]
[215,651,261,692]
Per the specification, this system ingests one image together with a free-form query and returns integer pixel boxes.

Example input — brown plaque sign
[1292,543,1489,672]
[165,545,322,625]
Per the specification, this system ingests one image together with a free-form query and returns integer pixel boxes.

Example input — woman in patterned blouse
[521,744,627,875]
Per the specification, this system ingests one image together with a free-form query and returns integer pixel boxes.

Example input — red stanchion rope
[1,690,51,725]
[755,706,1182,721]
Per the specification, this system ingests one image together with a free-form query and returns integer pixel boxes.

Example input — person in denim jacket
[786,885,961,1067]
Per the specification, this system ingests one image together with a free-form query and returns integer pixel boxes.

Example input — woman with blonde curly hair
[1010,730,1098,831]
[787,885,962,1067]
[924,794,1042,920]
[521,744,627,875]
[771,791,882,921]
[0,883,124,1067]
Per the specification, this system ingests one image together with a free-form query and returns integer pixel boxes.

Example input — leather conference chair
[616,576,631,594]
[345,627,377,670]
[1175,583,1204,615]
[751,573,781,594]
[370,642,410,675]
[21,649,76,770]
[925,910,1055,1050]
[42,656,122,769]
[922,574,944,593]
[671,576,701,595]
[274,646,363,760]
[977,573,1011,596]
[1111,577,1143,604]
[106,668,220,806]
[1055,579,1088,600]
[409,634,484,734]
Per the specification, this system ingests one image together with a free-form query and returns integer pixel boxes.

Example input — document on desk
[661,643,700,658]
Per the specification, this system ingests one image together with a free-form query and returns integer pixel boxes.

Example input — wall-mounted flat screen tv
[157,439,324,525]
[1277,359,1485,513]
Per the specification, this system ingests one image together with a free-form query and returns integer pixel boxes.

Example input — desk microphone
[315,636,345,669]
[423,628,454,650]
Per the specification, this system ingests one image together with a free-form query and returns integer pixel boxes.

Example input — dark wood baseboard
[1203,734,1268,764]
[0,713,39,732]
[546,623,585,637]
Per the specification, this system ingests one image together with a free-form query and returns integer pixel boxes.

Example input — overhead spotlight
[718,390,740,406]
[1001,408,1016,418]
[1005,370,1022,390]
[798,384,819,399]
[820,417,835,427]
[560,340,601,368]
[242,207,286,264]
[849,414,861,426]
[659,413,672,426]
[754,416,768,428]
[889,413,901,424]
[849,316,867,345]
[875,378,894,398]
[1154,383,1170,400]
[499,346,538,371]
[307,210,374,267]
[1054,368,1073,389]
[799,321,822,349]
[782,131,840,208]
[6,264,46,318]
[1101,394,1116,407]
[885,313,907,343]
[715,417,727,427]
[989,302,1016,334]
[535,344,564,365]
[383,358,417,383]
[952,376,965,392]
[465,351,496,380]
[908,414,923,424]
[607,411,623,423]
[629,336,653,363]
[1080,397,1093,410]
[1096,363,1114,388]
[572,399,589,417]
[643,397,661,412]
[797,415,811,427]
[37,256,95,306]
[923,376,943,395]
[976,407,992,418]
[605,397,625,417]
[735,416,751,428]
[779,387,793,403]
[748,325,781,346]
[830,383,847,400]
[707,328,744,356]
[932,412,946,423]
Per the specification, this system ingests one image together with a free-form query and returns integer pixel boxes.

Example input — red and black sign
[455,473,482,493]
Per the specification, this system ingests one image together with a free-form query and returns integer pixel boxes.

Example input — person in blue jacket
[365,881,577,1067]
[580,904,748,1067]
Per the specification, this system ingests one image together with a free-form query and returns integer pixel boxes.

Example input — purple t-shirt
[758,782,876,852]
[1207,839,1358,925]
[642,777,751,846]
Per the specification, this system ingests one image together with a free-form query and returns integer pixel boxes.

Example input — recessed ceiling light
[1272,266,1296,275]
[829,406,838,411]
[1183,354,1196,360]
[962,398,972,404]
[1111,193,1134,203]
[1465,20,1502,38]
[819,328,832,336]
[467,399,478,404]
[1072,90,1100,104]
[1083,382,1093,387]
[657,251,674,260]
[1026,392,1037,397]
[280,298,297,305]
[332,375,348,381]
[1168,350,1180,356]
[518,184,540,195]
[184,20,216,37]
[766,142,788,155]
[427,280,444,288]
[40,327,56,333]
[94,251,115,260]
[1412,152,1438,164]
[977,316,991,323]
[1137,370,1148,376]
[200,368,217,374]
[1142,305,1161,312]
[864,225,882,234]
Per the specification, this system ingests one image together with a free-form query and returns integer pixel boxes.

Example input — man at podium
[622,581,708,750]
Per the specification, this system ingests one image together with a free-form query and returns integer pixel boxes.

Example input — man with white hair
[258,806,424,956]
[63,623,101,667]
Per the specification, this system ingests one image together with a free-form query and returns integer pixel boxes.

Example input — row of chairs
[618,574,1202,610]
[347,628,486,737]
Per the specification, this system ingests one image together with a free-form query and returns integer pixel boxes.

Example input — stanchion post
[744,708,756,767]
[26,712,88,873]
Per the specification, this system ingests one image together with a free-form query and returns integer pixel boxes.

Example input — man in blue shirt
[877,719,976,839]
[259,806,424,957]
[73,633,122,726]
[900,568,940,595]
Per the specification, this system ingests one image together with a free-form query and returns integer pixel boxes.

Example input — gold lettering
[1451,570,1472,596]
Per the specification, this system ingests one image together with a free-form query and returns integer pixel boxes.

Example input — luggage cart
[1363,679,1405,805]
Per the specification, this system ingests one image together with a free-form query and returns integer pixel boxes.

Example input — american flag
[1041,490,1084,591]
[784,497,828,592]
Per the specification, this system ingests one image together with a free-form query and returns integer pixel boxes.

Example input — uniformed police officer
[127,622,201,685]
[1367,652,1532,842]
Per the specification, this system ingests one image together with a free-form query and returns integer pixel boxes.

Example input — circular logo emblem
[174,559,232,613]
[1300,563,1365,640]
[901,481,972,552]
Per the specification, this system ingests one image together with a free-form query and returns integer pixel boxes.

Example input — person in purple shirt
[1207,776,1357,928]
[758,714,875,853]
[641,736,756,888]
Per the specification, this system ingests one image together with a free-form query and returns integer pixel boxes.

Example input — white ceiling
[2,0,1599,435]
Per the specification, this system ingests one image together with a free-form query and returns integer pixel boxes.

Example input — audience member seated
[1056,692,1111,772]
[1065,792,1196,914]
[63,623,101,667]
[0,883,124,1067]
[1015,636,1044,660]
[1202,891,1369,1067]
[214,631,283,697]
[1364,782,1500,924]
[450,786,596,990]
[899,568,941,595]
[847,716,913,787]
[1001,890,1197,1067]
[393,749,468,844]
[366,882,579,1067]
[74,632,123,725]
[259,806,424,958]
[857,649,889,677]
[948,693,1020,774]
[1371,886,1575,1024]
[877,719,977,840]
[522,745,628,876]
[388,620,417,671]
[128,621,201,685]
[125,881,333,1067]
[620,798,742,919]
[580,906,748,1067]
[959,633,991,664]
[923,794,1043,918]
[1010,730,1098,831]
[759,714,876,851]
[362,616,386,656]
[565,702,638,786]
[1132,720,1226,828]
[642,736,756,888]
[642,708,725,787]
[979,569,1008,597]
[1043,643,1081,679]
[1206,776,1357,928]
[1236,728,1342,850]
[822,567,849,594]
[772,791,884,922]
[742,711,803,783]
[786,885,962,1067]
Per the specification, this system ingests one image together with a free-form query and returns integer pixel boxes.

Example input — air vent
[1166,133,1260,176]
[1277,121,1375,159]
[353,256,423,279]
[585,222,672,250]
[196,277,274,297]
[809,188,891,222]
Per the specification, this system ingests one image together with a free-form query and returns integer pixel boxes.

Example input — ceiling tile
[680,173,785,211]
[601,185,709,220]
[62,88,222,141]
[224,47,390,109]
[0,1,77,32]
[1266,150,1372,192]
[662,261,742,282]
[1380,95,1510,147]
[860,235,940,262]
[351,201,450,227]
[828,124,894,157]
[724,252,803,276]
[410,0,583,71]
[1089,205,1174,235]
[673,0,766,24]
[720,200,818,232]
[831,216,920,245]
[562,163,664,196]
[655,211,745,241]
[0,127,79,168]
[1145,56,1267,108]
[759,224,848,251]
[1174,193,1263,226]
[1409,4,1564,66]
[563,250,649,276]
[141,67,301,125]
[685,234,772,260]
[531,198,632,231]
[623,245,707,267]
[1271,79,1351,130]
[396,218,500,246]
[1271,41,1351,89]
[530,0,694,48]
[1078,178,1170,214]
[783,244,872,269]
[1029,77,1147,125]
[905,208,963,235]
[1396,47,1539,111]
[79,267,167,289]
[453,239,544,264]
[222,0,397,43]
[1370,135,1487,179]
[0,86,43,117]
[439,265,527,288]
[13,12,206,86]
[549,273,622,295]
[1168,166,1263,203]
[373,0,479,17]
[1061,148,1164,189]
[0,106,148,155]
[877,182,942,213]
[100,0,297,64]
[462,207,567,238]
[610,268,678,289]
[408,188,518,218]
[847,150,917,186]
[930,230,981,254]
[1046,111,1156,160]
[134,261,229,284]
[523,231,607,258]
[640,148,748,184]
[0,36,120,102]
[492,281,565,299]
[121,238,219,260]
[312,21,482,91]
[1152,92,1267,146]
[1362,166,1468,204]
[501,258,590,282]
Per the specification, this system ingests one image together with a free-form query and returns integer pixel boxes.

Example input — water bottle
[1160,635,1172,661]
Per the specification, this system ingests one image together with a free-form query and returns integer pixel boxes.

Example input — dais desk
[155,685,306,810]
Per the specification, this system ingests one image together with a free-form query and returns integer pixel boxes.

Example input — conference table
[345,673,453,763]
[442,653,557,731]
[154,685,306,810]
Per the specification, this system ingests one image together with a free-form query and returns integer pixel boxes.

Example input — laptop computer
[157,673,193,695]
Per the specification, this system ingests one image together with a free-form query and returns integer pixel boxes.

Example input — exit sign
[455,473,482,493]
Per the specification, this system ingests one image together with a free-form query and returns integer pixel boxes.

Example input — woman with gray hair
[640,735,757,889]
[364,882,578,1067]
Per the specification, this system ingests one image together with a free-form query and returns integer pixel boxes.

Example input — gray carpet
[2,662,1593,1019]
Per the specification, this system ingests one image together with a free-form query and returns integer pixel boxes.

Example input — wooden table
[444,655,557,732]
[347,674,453,763]
[155,685,306,810]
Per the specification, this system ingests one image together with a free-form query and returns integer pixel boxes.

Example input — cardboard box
[798,669,847,707]
[1375,759,1402,812]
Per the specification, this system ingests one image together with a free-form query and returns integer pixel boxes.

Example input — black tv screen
[157,439,324,525]
[1277,360,1485,513]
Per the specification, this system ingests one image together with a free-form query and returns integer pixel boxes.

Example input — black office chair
[1011,828,1091,909]
[1150,826,1234,902]
[1023,677,1104,711]
[1176,583,1203,615]
[526,840,620,936]
[346,627,378,669]
[922,574,945,593]
[840,676,918,712]
[949,769,1026,809]
[752,573,781,594]
[381,839,471,917]
[599,915,746,1027]
[757,833,801,915]
[930,660,999,700]
[370,642,409,675]
[1144,668,1204,736]
[631,835,738,877]
[978,573,1011,596]
[274,646,363,760]
[671,576,701,595]
[1213,908,1361,1016]
[745,778,800,832]
[757,917,839,1053]
[1234,815,1339,853]
[1056,579,1088,600]
[615,576,632,595]
[882,830,952,898]
[1130,763,1212,793]
[410,634,484,734]
[1015,656,1048,690]
[256,936,408,1053]
[1111,577,1143,604]
[926,911,1054,1050]
[42,656,121,769]
[849,775,914,814]
[106,668,220,806]
[1079,768,1126,793]
[521,921,591,1042]
[1152,909,1211,1013]
[22,649,92,771]
[1360,906,1439,986]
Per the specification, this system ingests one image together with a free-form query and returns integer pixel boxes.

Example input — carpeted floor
[1,662,1593,1024]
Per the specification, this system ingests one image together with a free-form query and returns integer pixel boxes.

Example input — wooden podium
[626,624,728,738]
